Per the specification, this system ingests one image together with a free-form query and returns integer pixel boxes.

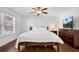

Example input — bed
[15,26,64,52]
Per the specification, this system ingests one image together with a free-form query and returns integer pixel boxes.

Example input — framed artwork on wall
[0,13,15,36]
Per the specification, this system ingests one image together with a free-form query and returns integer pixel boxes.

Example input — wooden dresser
[59,29,79,48]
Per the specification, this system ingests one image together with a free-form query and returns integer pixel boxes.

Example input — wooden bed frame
[18,42,60,52]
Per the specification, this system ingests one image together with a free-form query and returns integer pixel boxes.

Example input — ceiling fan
[31,7,48,16]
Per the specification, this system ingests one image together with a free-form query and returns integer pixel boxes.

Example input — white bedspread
[15,30,64,48]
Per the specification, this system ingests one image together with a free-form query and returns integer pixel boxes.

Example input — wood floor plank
[0,40,79,52]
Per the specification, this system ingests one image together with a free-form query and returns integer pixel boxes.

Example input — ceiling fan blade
[42,12,48,14]
[42,8,48,10]
[32,8,37,10]
[37,7,41,9]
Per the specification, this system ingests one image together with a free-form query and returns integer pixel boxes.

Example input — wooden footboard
[18,42,60,52]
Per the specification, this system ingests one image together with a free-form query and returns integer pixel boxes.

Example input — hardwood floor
[0,40,79,52]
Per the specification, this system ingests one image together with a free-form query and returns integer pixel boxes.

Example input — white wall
[59,8,79,30]
[21,8,79,32]
[0,8,22,47]
[22,15,63,32]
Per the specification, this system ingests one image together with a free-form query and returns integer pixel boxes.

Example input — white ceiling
[7,7,76,16]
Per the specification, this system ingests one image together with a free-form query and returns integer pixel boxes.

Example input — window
[0,13,15,36]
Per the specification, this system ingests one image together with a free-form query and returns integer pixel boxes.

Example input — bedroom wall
[21,15,63,32]
[59,8,79,30]
[21,8,79,32]
[0,8,22,47]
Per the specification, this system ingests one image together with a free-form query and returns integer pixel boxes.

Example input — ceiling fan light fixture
[31,7,48,16]
[36,10,42,14]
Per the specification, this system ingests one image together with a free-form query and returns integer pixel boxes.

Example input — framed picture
[0,13,15,36]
